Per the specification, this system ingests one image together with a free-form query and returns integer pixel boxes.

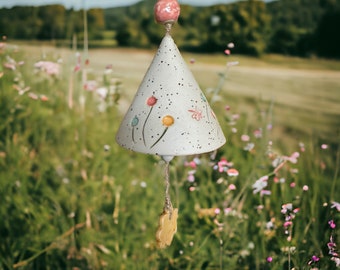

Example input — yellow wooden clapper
[155,208,178,249]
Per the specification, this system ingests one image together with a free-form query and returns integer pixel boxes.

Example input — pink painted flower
[188,107,203,121]
[147,95,158,106]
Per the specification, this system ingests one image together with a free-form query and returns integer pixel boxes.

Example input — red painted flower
[147,96,158,106]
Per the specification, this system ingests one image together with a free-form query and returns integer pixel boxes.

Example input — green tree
[315,8,340,58]
[37,5,66,40]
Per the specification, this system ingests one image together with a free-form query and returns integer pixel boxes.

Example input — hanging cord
[165,22,173,35]
[164,161,173,218]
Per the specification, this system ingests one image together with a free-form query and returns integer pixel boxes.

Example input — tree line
[0,0,339,58]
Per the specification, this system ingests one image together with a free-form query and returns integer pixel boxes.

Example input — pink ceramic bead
[154,0,180,24]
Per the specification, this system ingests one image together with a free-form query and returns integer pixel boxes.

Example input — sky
[0,0,244,9]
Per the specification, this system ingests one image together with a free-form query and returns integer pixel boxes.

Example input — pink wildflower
[228,184,237,190]
[227,168,239,177]
[321,144,328,149]
[84,80,98,91]
[284,152,300,164]
[252,175,269,194]
[34,61,60,76]
[328,220,336,229]
[241,134,250,142]
[224,49,231,55]
[331,201,340,212]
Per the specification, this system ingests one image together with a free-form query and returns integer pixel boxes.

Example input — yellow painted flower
[162,115,174,127]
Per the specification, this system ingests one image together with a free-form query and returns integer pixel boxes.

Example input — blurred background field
[0,0,340,269]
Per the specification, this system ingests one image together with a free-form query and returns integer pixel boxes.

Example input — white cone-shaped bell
[116,34,226,156]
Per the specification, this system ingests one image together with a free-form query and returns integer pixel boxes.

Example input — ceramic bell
[116,33,226,157]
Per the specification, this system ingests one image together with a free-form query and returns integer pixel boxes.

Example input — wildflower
[321,144,328,149]
[189,186,196,192]
[290,182,296,188]
[227,168,239,177]
[40,95,49,102]
[34,61,60,76]
[252,175,269,194]
[244,143,255,151]
[281,203,293,214]
[266,256,273,263]
[299,142,305,152]
[13,84,30,95]
[140,181,147,188]
[187,170,196,183]
[331,201,340,212]
[241,134,250,142]
[308,255,320,265]
[224,49,231,55]
[225,105,231,111]
[84,80,98,91]
[214,158,233,173]
[253,129,262,138]
[328,220,336,229]
[302,185,309,191]
[228,184,237,190]
[28,93,39,100]
[283,152,300,164]
[260,190,271,196]
[227,42,235,49]
[185,160,197,169]
[96,87,108,99]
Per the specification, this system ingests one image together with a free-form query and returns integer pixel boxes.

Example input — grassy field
[0,42,339,270]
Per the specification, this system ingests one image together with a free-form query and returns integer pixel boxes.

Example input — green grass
[0,42,339,270]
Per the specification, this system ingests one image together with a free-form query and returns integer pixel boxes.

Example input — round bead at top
[154,0,180,25]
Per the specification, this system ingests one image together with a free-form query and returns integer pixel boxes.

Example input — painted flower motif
[131,116,139,143]
[147,96,158,106]
[143,96,158,146]
[150,115,174,148]
[188,107,203,121]
[162,115,174,127]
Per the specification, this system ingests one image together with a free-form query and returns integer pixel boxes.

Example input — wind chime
[116,0,226,248]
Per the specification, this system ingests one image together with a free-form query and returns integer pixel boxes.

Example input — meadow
[0,40,339,270]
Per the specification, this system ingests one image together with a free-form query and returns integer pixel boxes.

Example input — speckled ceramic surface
[116,34,226,156]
